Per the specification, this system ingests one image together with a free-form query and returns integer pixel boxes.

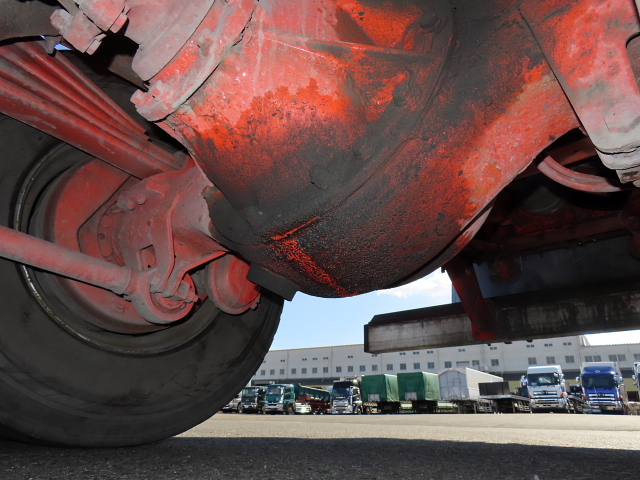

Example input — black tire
[238,404,244,414]
[0,70,283,447]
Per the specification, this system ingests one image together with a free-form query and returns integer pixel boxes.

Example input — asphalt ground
[1,413,639,480]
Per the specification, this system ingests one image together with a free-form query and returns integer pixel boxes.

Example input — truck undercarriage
[1,0,640,446]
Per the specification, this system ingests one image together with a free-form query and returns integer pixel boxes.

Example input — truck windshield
[241,388,256,397]
[266,385,284,395]
[528,373,560,386]
[583,375,615,389]
[332,387,352,399]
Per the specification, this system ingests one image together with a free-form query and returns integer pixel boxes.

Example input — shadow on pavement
[0,436,637,480]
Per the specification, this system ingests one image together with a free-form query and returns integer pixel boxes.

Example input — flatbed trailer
[478,395,531,413]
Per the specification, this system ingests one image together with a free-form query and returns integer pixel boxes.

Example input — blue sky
[270,270,640,350]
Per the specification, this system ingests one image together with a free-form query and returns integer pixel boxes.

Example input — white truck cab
[527,365,569,413]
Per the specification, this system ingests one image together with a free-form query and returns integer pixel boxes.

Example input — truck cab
[331,378,364,414]
[264,384,296,414]
[527,365,569,413]
[579,362,628,414]
[239,386,266,414]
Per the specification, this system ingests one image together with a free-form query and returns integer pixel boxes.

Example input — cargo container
[438,368,503,413]
[361,374,400,414]
[397,372,439,413]
[263,383,331,414]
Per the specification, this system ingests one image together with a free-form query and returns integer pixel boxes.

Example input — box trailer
[397,371,439,413]
[438,368,503,413]
[361,374,400,414]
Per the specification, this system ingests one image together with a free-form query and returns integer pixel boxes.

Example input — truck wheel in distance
[0,80,284,447]
[261,405,267,415]
[288,405,296,415]
[238,405,244,414]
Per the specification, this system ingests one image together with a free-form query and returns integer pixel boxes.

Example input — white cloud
[376,270,452,299]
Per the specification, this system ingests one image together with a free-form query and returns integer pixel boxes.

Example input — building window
[528,357,537,365]
[563,342,572,346]
[444,361,452,368]
[312,357,317,361]
[291,368,296,375]
[427,350,434,354]
[489,346,497,350]
[260,370,265,375]
[585,355,602,362]
[427,362,435,369]
[400,363,407,370]
[302,358,307,361]
[360,365,366,372]
[372,364,378,371]
[312,367,318,374]
[414,363,420,370]
[270,369,275,375]
[544,343,553,347]
[458,348,465,352]
[609,354,626,362]
[323,367,328,373]
[301,368,307,374]
[546,356,556,364]
[348,366,354,372]
[262,360,266,363]
[472,360,480,366]
[280,369,285,375]
[399,352,406,356]
[348,355,353,358]
[323,357,329,360]
[371,354,378,357]
[491,359,499,367]
[387,364,393,371]
[634,353,640,361]
[526,344,535,348]
[280,359,285,362]
[413,351,420,355]
[336,366,342,373]
[565,356,575,364]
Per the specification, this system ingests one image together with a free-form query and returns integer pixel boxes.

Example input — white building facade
[252,335,640,391]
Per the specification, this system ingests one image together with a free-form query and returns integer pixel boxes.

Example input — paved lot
[1,413,639,479]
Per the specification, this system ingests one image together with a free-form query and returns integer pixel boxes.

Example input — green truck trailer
[361,374,400,414]
[397,371,439,413]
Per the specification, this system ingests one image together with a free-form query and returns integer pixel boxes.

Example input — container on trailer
[438,368,503,401]
[362,374,399,402]
[398,372,439,401]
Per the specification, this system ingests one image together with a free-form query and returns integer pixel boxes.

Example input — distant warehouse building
[251,335,640,397]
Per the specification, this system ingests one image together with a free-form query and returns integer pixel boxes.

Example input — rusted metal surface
[152,0,580,299]
[443,256,498,343]
[365,281,640,352]
[0,41,181,178]
[521,0,640,182]
[537,156,626,193]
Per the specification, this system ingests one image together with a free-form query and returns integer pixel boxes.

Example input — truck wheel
[238,405,244,414]
[0,74,283,447]
[287,405,296,415]
[260,405,267,415]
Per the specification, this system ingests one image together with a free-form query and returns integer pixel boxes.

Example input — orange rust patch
[272,217,320,241]
[269,238,351,296]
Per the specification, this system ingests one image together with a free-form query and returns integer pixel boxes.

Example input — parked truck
[361,375,401,414]
[579,362,629,414]
[527,365,570,413]
[239,386,266,414]
[331,377,378,414]
[221,393,242,413]
[438,368,503,413]
[263,384,331,415]
[397,372,439,413]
